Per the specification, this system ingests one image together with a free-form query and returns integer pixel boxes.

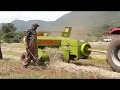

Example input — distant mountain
[11,20,51,31]
[52,11,120,29]
[1,11,120,39]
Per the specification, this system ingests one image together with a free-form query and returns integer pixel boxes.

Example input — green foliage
[93,24,114,37]
[1,23,16,33]
[13,32,25,43]
[0,23,25,43]
[3,32,15,43]
[0,31,3,43]
[1,23,17,43]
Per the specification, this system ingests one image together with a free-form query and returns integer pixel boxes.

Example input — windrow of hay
[2,43,120,78]
[43,47,120,79]
[43,47,65,64]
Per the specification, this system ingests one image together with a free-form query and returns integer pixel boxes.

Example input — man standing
[0,44,2,60]
[23,23,40,68]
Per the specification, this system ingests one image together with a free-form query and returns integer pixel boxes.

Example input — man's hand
[26,45,29,49]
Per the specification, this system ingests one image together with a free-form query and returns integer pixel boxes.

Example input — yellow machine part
[23,37,26,46]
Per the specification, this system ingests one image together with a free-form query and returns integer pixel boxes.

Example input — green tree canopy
[1,23,17,34]
[1,23,17,43]
[93,24,114,37]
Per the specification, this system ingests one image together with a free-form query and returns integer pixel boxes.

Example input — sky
[0,11,71,23]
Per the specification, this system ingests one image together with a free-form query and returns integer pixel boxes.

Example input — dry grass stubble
[44,48,120,79]
[1,43,120,78]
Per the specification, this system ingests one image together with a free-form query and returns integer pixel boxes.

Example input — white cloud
[0,11,71,23]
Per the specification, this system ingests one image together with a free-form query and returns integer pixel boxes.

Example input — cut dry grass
[42,47,120,79]
[0,43,120,79]
[89,42,109,50]
[1,43,25,60]
[0,60,117,79]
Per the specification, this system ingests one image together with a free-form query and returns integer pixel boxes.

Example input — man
[0,44,2,60]
[23,23,40,68]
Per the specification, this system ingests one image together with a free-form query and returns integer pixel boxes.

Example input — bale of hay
[43,47,65,63]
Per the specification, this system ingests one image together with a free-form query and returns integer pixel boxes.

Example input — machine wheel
[107,37,120,72]
[81,43,91,58]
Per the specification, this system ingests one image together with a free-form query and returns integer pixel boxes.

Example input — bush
[0,24,25,43]
[13,32,25,43]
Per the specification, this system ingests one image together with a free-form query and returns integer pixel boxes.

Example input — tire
[81,43,91,58]
[107,36,120,72]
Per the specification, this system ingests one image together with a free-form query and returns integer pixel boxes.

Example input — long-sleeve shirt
[26,27,37,40]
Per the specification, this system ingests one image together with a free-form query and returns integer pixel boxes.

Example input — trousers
[22,34,39,66]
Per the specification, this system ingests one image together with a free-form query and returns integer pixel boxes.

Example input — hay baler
[36,27,92,62]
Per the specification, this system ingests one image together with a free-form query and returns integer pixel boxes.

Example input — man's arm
[25,30,31,49]
[25,29,35,48]
[25,37,29,49]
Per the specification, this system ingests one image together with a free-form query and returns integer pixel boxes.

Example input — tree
[1,23,17,43]
[93,24,114,37]
[100,25,112,35]
[1,23,16,34]
[13,32,25,43]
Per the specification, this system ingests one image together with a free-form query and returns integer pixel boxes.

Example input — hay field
[1,42,120,79]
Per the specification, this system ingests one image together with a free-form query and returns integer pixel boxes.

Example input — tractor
[107,27,120,72]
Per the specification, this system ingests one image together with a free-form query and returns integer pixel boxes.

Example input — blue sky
[0,11,71,23]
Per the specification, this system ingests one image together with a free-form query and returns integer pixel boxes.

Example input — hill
[1,11,120,39]
[1,11,120,31]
